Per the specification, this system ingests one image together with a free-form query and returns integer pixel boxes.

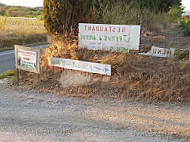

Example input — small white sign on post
[139,46,175,58]
[48,57,111,76]
[78,23,141,52]
[15,45,40,73]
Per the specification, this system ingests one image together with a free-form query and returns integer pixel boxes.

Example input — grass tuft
[0,70,16,79]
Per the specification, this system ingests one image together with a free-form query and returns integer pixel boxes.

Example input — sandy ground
[0,80,189,142]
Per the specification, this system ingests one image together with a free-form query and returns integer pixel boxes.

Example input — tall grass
[92,1,170,31]
[0,18,47,48]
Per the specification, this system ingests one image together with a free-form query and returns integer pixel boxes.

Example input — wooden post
[37,73,40,79]
[17,69,20,83]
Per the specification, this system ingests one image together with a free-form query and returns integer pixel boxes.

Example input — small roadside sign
[15,45,40,74]
[139,46,175,58]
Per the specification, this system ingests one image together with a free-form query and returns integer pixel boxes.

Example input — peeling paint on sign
[139,46,175,58]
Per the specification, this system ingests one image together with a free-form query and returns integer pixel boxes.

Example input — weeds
[174,49,189,60]
[40,30,78,71]
[0,70,16,79]
[180,18,190,36]
[40,34,190,102]
[99,55,190,102]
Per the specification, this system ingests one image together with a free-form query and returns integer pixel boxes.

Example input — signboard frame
[15,45,40,74]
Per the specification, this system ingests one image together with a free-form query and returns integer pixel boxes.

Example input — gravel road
[0,80,189,142]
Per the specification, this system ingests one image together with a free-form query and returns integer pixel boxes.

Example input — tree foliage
[43,0,95,35]
[160,0,182,11]
[43,0,182,35]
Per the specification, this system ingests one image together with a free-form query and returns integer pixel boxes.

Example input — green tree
[43,0,182,35]
[160,0,182,11]
[43,0,95,36]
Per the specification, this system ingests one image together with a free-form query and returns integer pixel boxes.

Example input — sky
[182,0,190,11]
[0,0,190,11]
[0,0,43,7]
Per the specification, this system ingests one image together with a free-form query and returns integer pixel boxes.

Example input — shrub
[180,18,190,36]
[41,30,78,71]
[43,0,95,35]
[168,6,183,22]
[0,16,6,29]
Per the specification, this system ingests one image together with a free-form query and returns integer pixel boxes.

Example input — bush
[41,30,78,71]
[0,16,6,29]
[180,18,190,36]
[43,0,95,35]
[168,6,183,22]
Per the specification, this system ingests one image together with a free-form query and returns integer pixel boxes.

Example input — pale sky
[0,0,190,11]
[0,0,43,7]
[182,0,190,11]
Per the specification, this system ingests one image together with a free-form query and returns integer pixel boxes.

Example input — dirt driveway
[0,81,189,142]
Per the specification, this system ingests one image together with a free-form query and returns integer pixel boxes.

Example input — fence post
[17,69,20,83]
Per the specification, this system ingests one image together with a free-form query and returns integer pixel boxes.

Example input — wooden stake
[17,69,20,83]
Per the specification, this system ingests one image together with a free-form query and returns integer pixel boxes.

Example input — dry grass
[63,53,190,103]
[0,17,47,48]
[38,34,190,103]
[0,26,180,103]
[40,31,78,71]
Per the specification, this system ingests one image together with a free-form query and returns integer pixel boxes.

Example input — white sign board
[78,23,141,52]
[48,57,111,76]
[15,45,40,73]
[139,46,175,58]
[17,49,37,69]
